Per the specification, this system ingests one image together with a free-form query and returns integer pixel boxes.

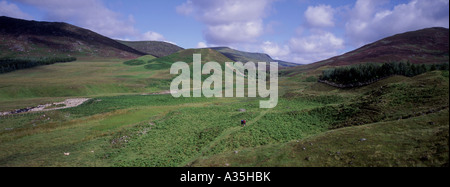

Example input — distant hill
[0,16,145,59]
[171,48,234,63]
[300,27,449,71]
[142,47,299,73]
[211,47,299,67]
[116,40,184,58]
[143,48,234,71]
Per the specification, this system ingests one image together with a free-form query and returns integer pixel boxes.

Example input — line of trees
[319,62,449,86]
[0,56,77,74]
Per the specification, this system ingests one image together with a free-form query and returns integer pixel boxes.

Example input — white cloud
[177,0,273,25]
[261,41,290,59]
[289,31,344,54]
[0,0,32,19]
[204,20,264,44]
[257,3,345,64]
[259,31,345,64]
[304,5,335,28]
[346,0,449,46]
[258,30,345,64]
[177,0,275,45]
[176,0,195,16]
[140,31,166,41]
[196,42,208,48]
[286,0,449,64]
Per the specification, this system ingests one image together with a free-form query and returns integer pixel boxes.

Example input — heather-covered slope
[0,16,145,59]
[116,40,184,58]
[293,27,449,72]
[211,47,299,67]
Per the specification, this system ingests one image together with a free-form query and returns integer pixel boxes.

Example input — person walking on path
[241,119,247,127]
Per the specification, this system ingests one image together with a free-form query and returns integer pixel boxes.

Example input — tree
[319,61,448,87]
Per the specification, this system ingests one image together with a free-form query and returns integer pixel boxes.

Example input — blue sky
[1,0,449,64]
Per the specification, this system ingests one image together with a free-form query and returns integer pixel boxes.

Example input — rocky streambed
[0,98,90,116]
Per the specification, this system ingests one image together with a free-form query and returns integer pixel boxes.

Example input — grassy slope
[137,55,156,61]
[189,71,449,167]
[143,48,237,84]
[116,40,184,58]
[212,47,299,67]
[0,48,233,111]
[148,48,234,64]
[191,109,448,167]
[0,58,165,111]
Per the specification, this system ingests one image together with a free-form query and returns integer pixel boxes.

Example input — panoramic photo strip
[0,0,449,183]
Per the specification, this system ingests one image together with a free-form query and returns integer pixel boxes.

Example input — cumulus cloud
[177,0,449,64]
[304,5,335,28]
[177,0,275,45]
[261,41,290,59]
[196,42,208,48]
[287,34,344,64]
[0,0,32,19]
[289,31,344,54]
[177,0,272,25]
[346,0,449,46]
[140,31,166,41]
[262,31,344,64]
[259,3,343,64]
[204,20,264,44]
[279,0,449,64]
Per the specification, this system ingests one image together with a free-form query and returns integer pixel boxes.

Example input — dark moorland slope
[294,27,449,72]
[0,16,145,59]
[211,47,299,67]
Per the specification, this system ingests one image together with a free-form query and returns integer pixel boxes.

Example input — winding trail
[182,108,272,166]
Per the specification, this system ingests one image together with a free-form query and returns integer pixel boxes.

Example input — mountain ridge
[211,46,299,67]
[0,16,145,59]
[301,27,449,71]
[116,40,184,58]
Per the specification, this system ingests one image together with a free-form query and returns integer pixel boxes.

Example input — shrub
[304,76,318,82]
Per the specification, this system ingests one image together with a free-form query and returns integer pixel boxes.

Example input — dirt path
[183,108,272,166]
[0,98,90,116]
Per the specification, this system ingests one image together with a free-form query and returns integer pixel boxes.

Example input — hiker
[241,119,247,126]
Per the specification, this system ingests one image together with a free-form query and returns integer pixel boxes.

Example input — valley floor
[0,59,448,167]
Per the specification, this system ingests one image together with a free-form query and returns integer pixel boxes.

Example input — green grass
[137,55,157,62]
[0,58,171,110]
[0,95,218,166]
[190,109,449,167]
[0,92,337,166]
[144,61,173,70]
[107,96,336,167]
[123,55,156,66]
[0,56,448,167]
[187,71,449,167]
[63,94,215,118]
